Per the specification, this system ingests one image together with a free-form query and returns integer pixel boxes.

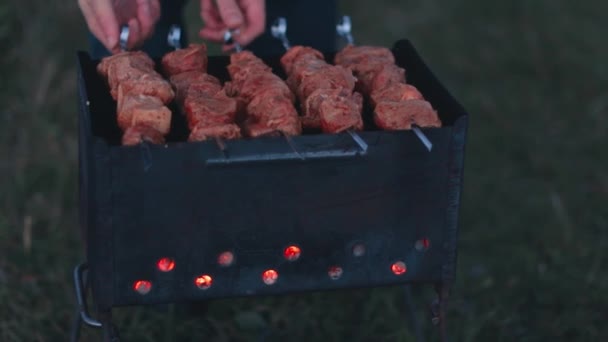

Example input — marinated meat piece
[188,124,242,142]
[226,50,301,137]
[370,83,424,108]
[334,45,395,68]
[170,71,221,103]
[117,94,171,135]
[297,65,356,101]
[318,90,364,133]
[370,64,406,92]
[185,81,223,101]
[302,89,363,132]
[373,99,441,130]
[161,44,208,76]
[301,88,328,129]
[285,58,328,92]
[242,120,282,138]
[184,92,238,130]
[227,61,272,82]
[238,73,295,103]
[246,94,302,136]
[122,124,165,146]
[106,62,155,99]
[117,74,175,104]
[241,118,300,137]
[97,51,155,78]
[280,45,325,75]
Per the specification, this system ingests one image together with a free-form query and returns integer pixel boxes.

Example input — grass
[1,0,607,341]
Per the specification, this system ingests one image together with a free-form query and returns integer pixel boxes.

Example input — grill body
[77,40,468,311]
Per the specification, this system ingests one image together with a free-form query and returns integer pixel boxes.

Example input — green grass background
[1,0,607,341]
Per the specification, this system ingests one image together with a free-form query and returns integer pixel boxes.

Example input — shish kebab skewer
[270,18,368,153]
[167,25,226,152]
[223,29,304,160]
[164,25,240,154]
[336,16,435,152]
[98,26,175,146]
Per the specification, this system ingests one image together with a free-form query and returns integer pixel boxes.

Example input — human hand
[199,0,266,51]
[78,0,161,54]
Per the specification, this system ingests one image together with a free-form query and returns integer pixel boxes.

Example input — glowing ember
[157,257,175,272]
[262,269,278,285]
[328,266,343,280]
[195,275,213,290]
[352,244,366,257]
[133,280,152,294]
[391,261,407,275]
[283,245,301,261]
[415,238,431,251]
[218,251,234,267]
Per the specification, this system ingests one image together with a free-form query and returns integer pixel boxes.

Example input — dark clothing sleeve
[87,0,337,60]
[247,0,338,57]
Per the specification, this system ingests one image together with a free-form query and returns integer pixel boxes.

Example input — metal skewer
[337,15,433,152]
[336,16,354,45]
[223,30,242,52]
[167,26,229,158]
[271,17,368,155]
[271,17,291,50]
[167,25,182,50]
[119,25,130,51]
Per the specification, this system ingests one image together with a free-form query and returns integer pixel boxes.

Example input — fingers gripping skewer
[271,17,368,154]
[223,30,242,52]
[337,15,433,152]
[167,26,228,158]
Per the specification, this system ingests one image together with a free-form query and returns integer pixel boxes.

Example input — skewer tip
[412,126,433,152]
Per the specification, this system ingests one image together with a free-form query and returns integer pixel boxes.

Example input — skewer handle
[336,16,354,45]
[167,25,182,50]
[223,30,242,52]
[119,25,129,52]
[271,17,291,50]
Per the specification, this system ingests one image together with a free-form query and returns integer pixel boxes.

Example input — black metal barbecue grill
[72,37,468,341]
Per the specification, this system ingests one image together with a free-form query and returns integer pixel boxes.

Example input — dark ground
[1,0,607,341]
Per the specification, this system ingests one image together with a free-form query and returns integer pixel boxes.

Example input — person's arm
[199,0,266,51]
[78,0,161,54]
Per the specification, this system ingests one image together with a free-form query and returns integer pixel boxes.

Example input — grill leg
[403,285,425,342]
[431,283,451,342]
[72,263,121,341]
[101,314,121,342]
[70,307,82,342]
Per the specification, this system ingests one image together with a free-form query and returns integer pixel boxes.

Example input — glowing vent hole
[352,244,366,257]
[262,269,278,285]
[218,251,234,267]
[328,266,343,280]
[415,238,431,251]
[391,261,407,275]
[283,245,301,261]
[157,257,175,272]
[133,280,152,295]
[195,275,213,290]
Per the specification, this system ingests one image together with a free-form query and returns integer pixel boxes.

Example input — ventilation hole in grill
[391,261,407,275]
[195,275,213,290]
[262,269,278,285]
[133,280,152,294]
[283,245,301,261]
[157,257,175,272]
[352,243,366,257]
[328,266,343,280]
[218,251,234,267]
[415,238,431,251]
